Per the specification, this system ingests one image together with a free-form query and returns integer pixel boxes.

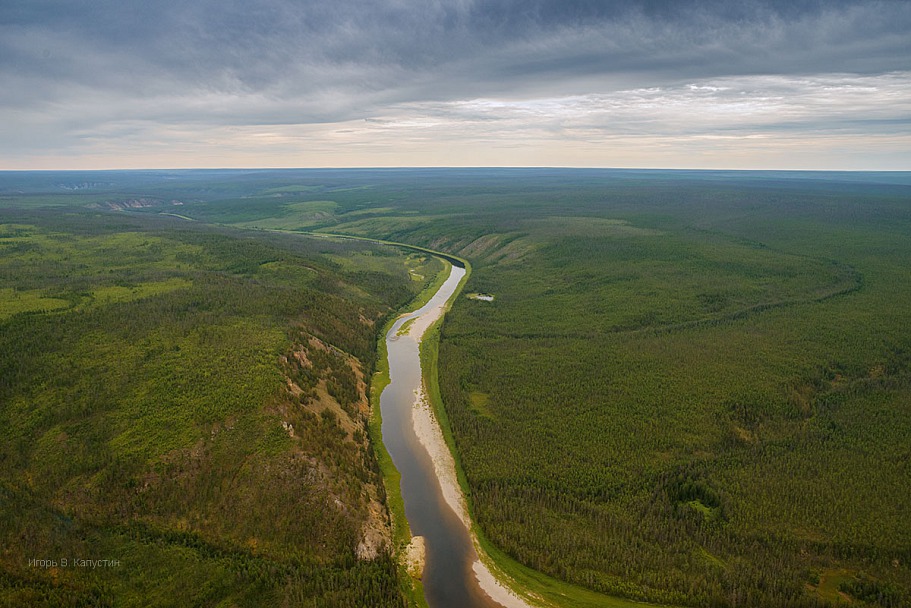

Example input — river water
[380,263,502,608]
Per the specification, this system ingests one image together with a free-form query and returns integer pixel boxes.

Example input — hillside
[0,207,440,606]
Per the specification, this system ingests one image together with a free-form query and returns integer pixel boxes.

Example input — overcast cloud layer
[2,0,910,169]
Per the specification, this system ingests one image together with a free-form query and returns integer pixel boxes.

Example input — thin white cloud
[378,72,911,138]
[5,72,908,170]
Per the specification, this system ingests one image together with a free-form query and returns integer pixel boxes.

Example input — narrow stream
[380,263,502,608]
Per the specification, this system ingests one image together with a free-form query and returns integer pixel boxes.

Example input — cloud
[0,1,909,168]
[357,72,911,156]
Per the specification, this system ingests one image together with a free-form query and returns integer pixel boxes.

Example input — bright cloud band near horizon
[2,0,910,170]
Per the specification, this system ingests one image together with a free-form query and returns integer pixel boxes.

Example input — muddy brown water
[381,264,502,608]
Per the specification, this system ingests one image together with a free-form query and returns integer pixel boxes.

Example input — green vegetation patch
[88,277,192,306]
[316,214,438,238]
[522,216,664,239]
[261,185,323,194]
[838,573,906,607]
[815,569,857,604]
[235,200,340,230]
[467,391,494,418]
[0,288,70,318]
[397,318,416,336]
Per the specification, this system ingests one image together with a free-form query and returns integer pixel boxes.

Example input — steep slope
[0,210,438,606]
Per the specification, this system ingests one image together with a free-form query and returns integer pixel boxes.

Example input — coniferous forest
[2,169,910,607]
[0,197,437,606]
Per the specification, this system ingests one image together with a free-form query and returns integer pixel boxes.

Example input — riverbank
[289,230,663,608]
[410,381,535,608]
[398,261,538,608]
[367,259,451,608]
[413,262,670,608]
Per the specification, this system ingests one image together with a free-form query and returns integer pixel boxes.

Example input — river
[380,262,509,608]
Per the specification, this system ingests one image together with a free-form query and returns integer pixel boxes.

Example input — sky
[1,0,910,170]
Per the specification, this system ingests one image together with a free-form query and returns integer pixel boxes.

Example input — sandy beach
[404,276,537,608]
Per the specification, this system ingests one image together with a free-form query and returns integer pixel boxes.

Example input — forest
[0,202,438,606]
[372,173,911,608]
[1,169,910,607]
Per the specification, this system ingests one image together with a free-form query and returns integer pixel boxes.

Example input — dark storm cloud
[2,0,909,119]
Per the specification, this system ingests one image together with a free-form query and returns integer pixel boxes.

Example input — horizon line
[2,166,910,174]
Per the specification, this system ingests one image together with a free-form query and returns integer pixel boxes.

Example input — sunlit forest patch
[0,288,70,319]
[234,200,340,230]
